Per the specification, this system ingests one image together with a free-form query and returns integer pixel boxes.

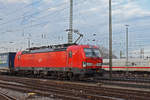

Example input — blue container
[0,52,16,71]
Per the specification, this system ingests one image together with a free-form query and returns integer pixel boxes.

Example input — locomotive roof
[27,43,77,50]
[21,43,98,54]
[22,43,77,54]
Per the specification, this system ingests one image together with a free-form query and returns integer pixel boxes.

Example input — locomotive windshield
[84,48,101,57]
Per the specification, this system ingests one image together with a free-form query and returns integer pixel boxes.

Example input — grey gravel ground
[0,88,56,100]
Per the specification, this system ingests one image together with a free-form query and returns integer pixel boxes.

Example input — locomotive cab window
[84,48,101,57]
[69,51,72,58]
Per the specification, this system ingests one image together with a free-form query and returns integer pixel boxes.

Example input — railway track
[0,91,17,100]
[98,76,150,83]
[0,75,150,100]
[99,80,150,89]
[91,76,150,89]
[0,76,113,100]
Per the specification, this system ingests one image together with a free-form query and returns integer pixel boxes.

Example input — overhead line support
[68,0,73,44]
[109,0,112,80]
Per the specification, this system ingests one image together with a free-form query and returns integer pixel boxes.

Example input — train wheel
[67,72,73,80]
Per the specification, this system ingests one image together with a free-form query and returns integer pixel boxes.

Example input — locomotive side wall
[15,51,67,68]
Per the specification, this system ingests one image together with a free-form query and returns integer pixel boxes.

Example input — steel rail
[0,75,150,100]
[0,91,17,100]
[0,81,113,100]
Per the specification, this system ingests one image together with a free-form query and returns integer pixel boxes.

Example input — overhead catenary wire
[0,9,67,36]
[0,0,87,27]
[0,0,90,49]
[0,0,88,34]
[2,0,44,17]
[0,2,68,28]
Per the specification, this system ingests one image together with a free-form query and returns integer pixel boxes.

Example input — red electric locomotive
[14,43,103,79]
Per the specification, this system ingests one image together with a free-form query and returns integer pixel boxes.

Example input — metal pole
[27,33,31,50]
[68,0,73,44]
[28,38,30,50]
[109,0,112,80]
[125,25,129,67]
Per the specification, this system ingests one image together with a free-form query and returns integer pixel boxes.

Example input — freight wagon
[0,52,16,73]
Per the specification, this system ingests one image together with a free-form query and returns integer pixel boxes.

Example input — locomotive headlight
[83,62,87,67]
[96,63,102,66]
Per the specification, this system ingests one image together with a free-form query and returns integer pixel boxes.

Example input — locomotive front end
[81,46,103,77]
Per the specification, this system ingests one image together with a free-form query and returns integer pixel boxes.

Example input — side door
[67,50,73,68]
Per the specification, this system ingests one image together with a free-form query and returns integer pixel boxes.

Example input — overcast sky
[0,0,150,57]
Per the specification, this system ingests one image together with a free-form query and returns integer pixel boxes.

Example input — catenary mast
[68,0,73,44]
[109,0,112,80]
